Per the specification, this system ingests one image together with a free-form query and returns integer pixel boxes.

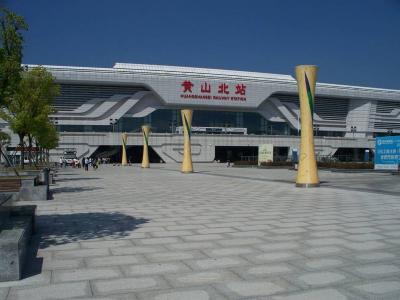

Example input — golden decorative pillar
[121,132,128,166]
[295,65,320,187]
[141,125,151,168]
[181,109,193,173]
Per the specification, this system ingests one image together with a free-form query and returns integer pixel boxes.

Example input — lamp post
[109,118,118,132]
[313,125,320,137]
[297,113,300,136]
[170,120,177,134]
[50,117,59,131]
[351,126,357,138]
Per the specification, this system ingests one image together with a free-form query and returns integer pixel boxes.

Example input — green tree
[21,67,59,164]
[35,120,58,163]
[31,109,57,164]
[0,130,10,146]
[0,129,10,164]
[0,8,28,107]
[0,66,59,167]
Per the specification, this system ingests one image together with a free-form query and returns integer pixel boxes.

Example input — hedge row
[233,161,374,169]
[233,161,258,166]
[318,162,374,169]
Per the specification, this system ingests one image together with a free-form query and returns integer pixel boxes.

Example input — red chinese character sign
[235,84,246,95]
[180,80,247,102]
[182,80,194,93]
[201,82,211,93]
[218,83,229,94]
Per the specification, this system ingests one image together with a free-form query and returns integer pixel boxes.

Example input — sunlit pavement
[1,163,400,299]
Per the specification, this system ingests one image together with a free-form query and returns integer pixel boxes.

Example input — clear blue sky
[7,0,400,89]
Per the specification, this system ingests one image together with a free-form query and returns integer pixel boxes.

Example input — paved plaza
[1,164,400,300]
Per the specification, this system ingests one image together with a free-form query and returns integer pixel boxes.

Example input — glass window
[57,109,306,136]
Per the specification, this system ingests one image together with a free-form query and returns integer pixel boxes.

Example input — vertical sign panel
[375,136,400,170]
[258,144,274,166]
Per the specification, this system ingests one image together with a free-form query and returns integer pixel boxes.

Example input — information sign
[375,136,400,170]
[258,144,273,166]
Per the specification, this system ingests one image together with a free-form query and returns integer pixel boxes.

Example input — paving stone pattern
[3,164,400,299]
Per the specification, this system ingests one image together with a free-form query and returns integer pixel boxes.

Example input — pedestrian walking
[92,158,98,170]
[84,157,89,171]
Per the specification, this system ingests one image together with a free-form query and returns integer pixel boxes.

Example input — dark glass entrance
[90,146,164,163]
[214,146,258,162]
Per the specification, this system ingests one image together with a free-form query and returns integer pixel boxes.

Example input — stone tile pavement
[1,163,400,299]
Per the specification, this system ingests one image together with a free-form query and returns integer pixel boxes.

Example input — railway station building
[2,63,400,163]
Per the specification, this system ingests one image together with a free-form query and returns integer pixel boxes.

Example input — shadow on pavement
[23,212,149,279]
[51,186,103,194]
[23,239,43,280]
[36,212,149,248]
[56,172,78,176]
[56,177,102,182]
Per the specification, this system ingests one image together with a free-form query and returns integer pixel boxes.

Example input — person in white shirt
[84,157,89,171]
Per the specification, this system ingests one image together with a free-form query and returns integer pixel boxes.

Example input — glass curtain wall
[57,109,308,136]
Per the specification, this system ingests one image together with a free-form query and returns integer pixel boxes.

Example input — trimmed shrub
[318,161,373,169]
[233,161,258,166]
[260,161,292,167]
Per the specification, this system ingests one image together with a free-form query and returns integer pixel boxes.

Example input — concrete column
[141,125,150,168]
[295,65,320,187]
[181,109,193,173]
[121,133,128,166]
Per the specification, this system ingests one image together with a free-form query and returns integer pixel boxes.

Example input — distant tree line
[0,7,59,167]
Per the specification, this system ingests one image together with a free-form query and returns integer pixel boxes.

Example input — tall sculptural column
[141,125,151,168]
[121,132,128,166]
[181,109,193,173]
[295,65,320,187]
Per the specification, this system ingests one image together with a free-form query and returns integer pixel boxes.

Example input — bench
[0,175,49,201]
[0,178,22,193]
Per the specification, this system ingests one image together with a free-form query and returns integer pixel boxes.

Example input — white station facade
[3,63,400,163]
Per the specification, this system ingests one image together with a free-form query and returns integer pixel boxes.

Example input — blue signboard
[375,136,400,170]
